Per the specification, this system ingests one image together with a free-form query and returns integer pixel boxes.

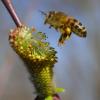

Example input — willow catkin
[9,25,63,99]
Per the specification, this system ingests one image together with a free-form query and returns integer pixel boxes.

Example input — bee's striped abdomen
[68,18,87,37]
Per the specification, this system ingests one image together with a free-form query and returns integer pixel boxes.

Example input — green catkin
[9,25,62,99]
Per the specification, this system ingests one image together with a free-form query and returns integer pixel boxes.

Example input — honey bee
[40,11,87,45]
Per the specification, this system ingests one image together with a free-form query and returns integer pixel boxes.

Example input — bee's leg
[66,33,71,40]
[58,34,66,46]
[48,24,59,32]
[58,32,72,46]
[55,26,59,31]
[59,25,66,34]
[64,27,72,40]
[49,25,53,28]
[44,20,47,24]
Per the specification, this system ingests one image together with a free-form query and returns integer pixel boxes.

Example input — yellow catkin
[9,25,58,99]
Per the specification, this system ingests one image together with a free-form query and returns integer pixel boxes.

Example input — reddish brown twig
[1,0,22,27]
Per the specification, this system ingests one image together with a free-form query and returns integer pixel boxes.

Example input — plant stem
[1,0,22,27]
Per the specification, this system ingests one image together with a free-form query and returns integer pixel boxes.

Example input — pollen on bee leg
[66,27,71,34]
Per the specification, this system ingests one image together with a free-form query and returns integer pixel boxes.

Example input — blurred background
[0,0,100,100]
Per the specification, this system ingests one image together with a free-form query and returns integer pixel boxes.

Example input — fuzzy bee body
[42,11,87,45]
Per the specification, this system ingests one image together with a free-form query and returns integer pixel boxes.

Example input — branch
[1,0,22,27]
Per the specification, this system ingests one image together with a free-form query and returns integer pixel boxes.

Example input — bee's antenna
[39,10,47,16]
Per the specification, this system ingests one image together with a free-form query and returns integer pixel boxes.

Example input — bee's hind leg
[58,32,72,46]
[58,34,66,46]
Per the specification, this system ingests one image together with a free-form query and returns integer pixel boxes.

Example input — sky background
[0,0,100,100]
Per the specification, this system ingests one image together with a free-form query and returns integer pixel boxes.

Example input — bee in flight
[40,11,87,45]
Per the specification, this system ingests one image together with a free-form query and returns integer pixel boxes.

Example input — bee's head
[44,11,56,24]
[40,10,57,25]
